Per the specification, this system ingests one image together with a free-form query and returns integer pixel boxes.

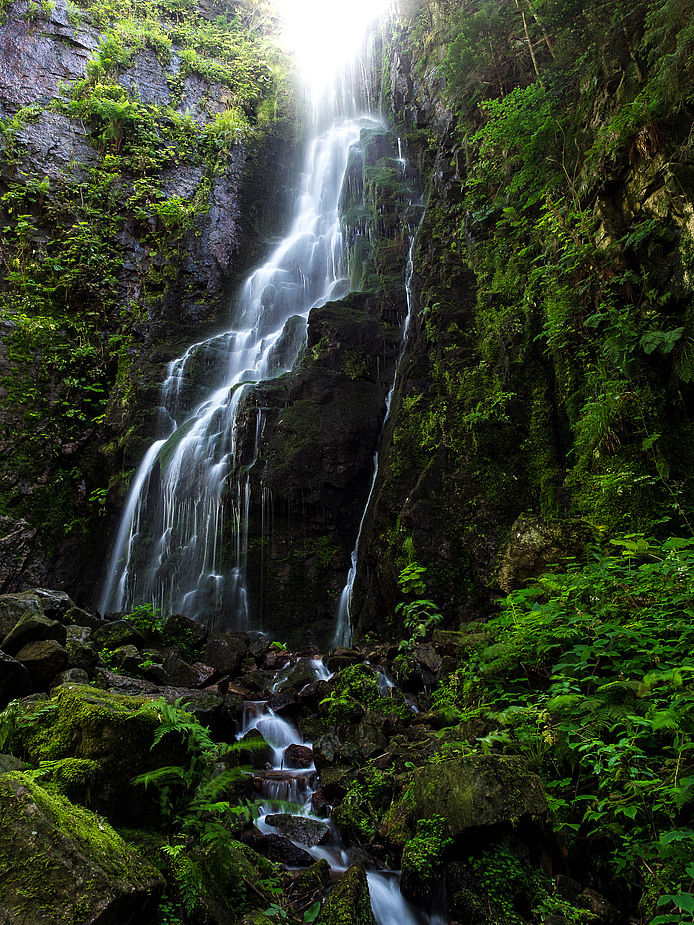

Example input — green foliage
[431,536,694,916]
[395,554,442,653]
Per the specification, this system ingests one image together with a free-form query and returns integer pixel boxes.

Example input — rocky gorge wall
[0,0,295,600]
[350,0,694,639]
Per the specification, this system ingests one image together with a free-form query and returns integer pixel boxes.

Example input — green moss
[400,816,451,905]
[0,773,162,923]
[322,863,376,925]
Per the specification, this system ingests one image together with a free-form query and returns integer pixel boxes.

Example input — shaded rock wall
[0,0,295,602]
[351,0,694,639]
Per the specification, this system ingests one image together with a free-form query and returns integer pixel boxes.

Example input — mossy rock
[15,684,185,825]
[497,515,593,593]
[192,838,282,925]
[0,772,163,924]
[293,858,332,897]
[409,754,547,837]
[321,863,376,925]
[378,792,415,858]
[400,818,450,906]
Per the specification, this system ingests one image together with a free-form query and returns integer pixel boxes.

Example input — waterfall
[99,111,381,621]
[99,7,412,638]
[333,236,417,647]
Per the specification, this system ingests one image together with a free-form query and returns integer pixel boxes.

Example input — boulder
[264,814,329,847]
[249,635,271,660]
[111,644,142,673]
[321,863,376,925]
[0,650,32,708]
[15,639,68,688]
[62,606,103,630]
[65,625,98,674]
[413,642,442,675]
[0,773,163,924]
[14,684,186,826]
[0,754,25,775]
[164,653,199,687]
[400,820,449,906]
[314,730,364,771]
[1,611,67,656]
[51,668,90,687]
[162,612,208,648]
[200,632,248,675]
[18,589,75,621]
[93,620,146,652]
[409,755,547,837]
[325,649,364,673]
[356,711,388,759]
[241,831,313,867]
[267,689,299,714]
[283,743,313,769]
[238,729,274,769]
[291,858,332,898]
[298,678,330,709]
[274,657,325,694]
[0,593,43,638]
[497,515,592,593]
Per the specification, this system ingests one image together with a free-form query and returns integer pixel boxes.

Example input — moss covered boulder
[321,863,377,925]
[410,754,547,837]
[15,684,184,825]
[0,773,163,924]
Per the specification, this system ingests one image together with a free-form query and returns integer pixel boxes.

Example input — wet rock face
[0,773,164,925]
[409,754,548,836]
[0,0,293,599]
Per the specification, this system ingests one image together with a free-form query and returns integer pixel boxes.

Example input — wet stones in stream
[264,813,330,847]
[241,830,314,867]
[283,743,313,768]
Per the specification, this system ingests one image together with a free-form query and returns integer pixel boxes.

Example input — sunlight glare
[273,0,393,92]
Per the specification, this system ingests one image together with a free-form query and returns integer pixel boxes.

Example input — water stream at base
[238,658,445,925]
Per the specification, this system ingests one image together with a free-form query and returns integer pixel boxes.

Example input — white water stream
[334,236,417,646]
[100,113,384,623]
[239,658,444,925]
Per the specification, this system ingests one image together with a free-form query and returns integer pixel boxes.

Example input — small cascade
[333,235,418,646]
[235,654,444,925]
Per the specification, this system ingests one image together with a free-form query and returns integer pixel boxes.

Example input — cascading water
[99,113,383,623]
[334,235,418,647]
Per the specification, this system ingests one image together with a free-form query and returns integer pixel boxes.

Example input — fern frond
[132,765,188,789]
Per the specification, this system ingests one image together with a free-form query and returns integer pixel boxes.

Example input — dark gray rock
[241,831,313,868]
[200,632,247,675]
[265,813,330,848]
[0,650,32,708]
[1,611,67,656]
[0,592,43,638]
[111,644,142,673]
[164,653,200,688]
[51,668,90,687]
[65,625,98,674]
[264,813,329,846]
[93,620,146,652]
[63,606,103,631]
[15,639,68,688]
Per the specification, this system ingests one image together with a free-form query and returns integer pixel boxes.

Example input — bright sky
[273,0,393,91]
